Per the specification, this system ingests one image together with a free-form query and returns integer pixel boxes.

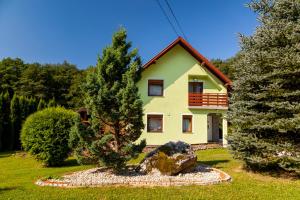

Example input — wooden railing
[188,93,228,107]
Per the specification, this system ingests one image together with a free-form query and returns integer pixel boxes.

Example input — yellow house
[137,37,232,147]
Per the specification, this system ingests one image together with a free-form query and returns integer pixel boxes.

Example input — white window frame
[181,113,194,133]
[147,78,165,97]
[146,113,164,133]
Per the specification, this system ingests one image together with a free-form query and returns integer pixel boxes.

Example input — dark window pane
[147,115,163,132]
[148,80,163,96]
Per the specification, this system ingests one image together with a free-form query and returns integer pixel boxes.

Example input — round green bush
[21,107,78,166]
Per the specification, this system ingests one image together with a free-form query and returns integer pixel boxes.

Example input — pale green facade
[137,44,228,146]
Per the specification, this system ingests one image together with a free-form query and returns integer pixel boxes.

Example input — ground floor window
[147,114,163,132]
[182,115,192,133]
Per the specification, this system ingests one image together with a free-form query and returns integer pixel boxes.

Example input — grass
[0,149,299,200]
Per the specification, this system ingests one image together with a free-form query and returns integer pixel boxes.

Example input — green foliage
[17,63,49,99]
[0,92,11,151]
[228,0,300,175]
[0,57,85,109]
[65,68,87,109]
[211,54,241,80]
[70,28,146,170]
[0,58,26,95]
[0,94,3,150]
[10,94,21,150]
[0,57,86,150]
[21,107,77,166]
[37,98,47,111]
[47,98,56,107]
[5,94,40,150]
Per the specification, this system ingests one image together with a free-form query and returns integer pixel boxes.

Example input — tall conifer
[70,28,145,170]
[229,0,300,174]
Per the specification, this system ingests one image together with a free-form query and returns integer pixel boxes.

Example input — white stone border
[35,167,231,188]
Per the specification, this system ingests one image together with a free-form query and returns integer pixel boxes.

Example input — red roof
[143,37,232,86]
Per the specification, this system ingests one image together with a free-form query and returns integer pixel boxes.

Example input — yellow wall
[137,44,227,145]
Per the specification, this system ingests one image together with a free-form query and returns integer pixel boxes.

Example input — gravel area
[36,165,231,187]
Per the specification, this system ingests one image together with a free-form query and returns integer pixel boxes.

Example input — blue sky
[0,0,258,69]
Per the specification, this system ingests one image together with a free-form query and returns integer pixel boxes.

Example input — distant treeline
[0,57,87,108]
[0,57,88,151]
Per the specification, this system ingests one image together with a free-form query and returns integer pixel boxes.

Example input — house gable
[143,37,232,86]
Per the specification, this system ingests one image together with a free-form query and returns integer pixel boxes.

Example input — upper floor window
[148,80,164,96]
[189,82,203,93]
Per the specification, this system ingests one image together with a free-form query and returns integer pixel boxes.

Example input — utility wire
[164,0,188,41]
[155,0,180,37]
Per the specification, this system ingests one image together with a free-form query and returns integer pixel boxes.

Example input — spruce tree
[70,28,145,170]
[228,0,300,174]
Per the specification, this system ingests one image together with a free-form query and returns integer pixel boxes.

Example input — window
[148,80,163,96]
[182,115,192,133]
[188,82,203,93]
[147,114,163,132]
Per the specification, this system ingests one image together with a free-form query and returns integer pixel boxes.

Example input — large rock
[139,141,197,175]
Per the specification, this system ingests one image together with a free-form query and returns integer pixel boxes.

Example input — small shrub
[21,107,78,166]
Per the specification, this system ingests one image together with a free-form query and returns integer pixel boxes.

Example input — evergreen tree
[70,29,145,170]
[0,58,26,95]
[28,97,38,115]
[10,94,21,150]
[47,98,56,107]
[2,92,11,150]
[37,98,47,111]
[18,96,27,121]
[228,0,300,175]
[211,53,241,81]
[0,93,4,150]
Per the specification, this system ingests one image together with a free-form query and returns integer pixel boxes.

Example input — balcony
[188,93,228,109]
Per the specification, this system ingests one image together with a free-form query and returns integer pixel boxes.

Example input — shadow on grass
[197,159,229,167]
[62,158,80,167]
[0,186,19,193]
[0,152,14,158]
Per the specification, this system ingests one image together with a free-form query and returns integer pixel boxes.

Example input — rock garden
[36,141,231,187]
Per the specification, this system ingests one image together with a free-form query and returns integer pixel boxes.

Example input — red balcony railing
[188,93,228,107]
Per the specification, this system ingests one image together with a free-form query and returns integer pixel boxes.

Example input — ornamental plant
[21,107,77,166]
[70,28,146,170]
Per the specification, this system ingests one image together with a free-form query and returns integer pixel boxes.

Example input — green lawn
[0,149,299,200]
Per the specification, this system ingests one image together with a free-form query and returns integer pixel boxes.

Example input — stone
[139,141,197,176]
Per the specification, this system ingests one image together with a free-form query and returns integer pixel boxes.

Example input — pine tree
[70,28,145,170]
[228,0,300,175]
